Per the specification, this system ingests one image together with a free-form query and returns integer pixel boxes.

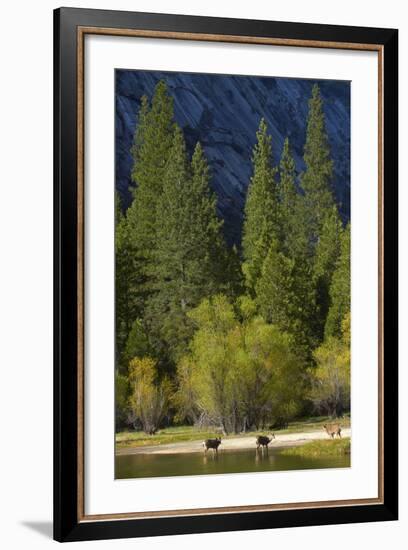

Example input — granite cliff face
[115,70,350,245]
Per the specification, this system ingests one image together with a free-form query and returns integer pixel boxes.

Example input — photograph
[114,69,351,479]
[0,0,402,546]
[51,3,398,543]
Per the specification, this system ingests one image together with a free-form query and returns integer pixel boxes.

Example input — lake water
[115,448,350,479]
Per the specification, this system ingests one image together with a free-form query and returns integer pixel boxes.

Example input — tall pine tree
[324,223,350,339]
[130,94,149,179]
[300,84,334,250]
[297,84,342,348]
[190,142,243,298]
[127,80,175,269]
[116,81,175,370]
[313,205,343,341]
[115,192,145,371]
[256,239,296,329]
[278,137,310,260]
[256,238,317,358]
[242,118,279,294]
[145,132,227,363]
[279,137,297,249]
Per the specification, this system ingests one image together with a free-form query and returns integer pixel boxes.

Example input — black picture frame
[54,7,398,542]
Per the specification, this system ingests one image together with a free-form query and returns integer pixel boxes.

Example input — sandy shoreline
[116,428,351,456]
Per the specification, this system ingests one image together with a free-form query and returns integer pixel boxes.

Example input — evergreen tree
[300,84,334,250]
[225,244,244,299]
[278,137,310,261]
[122,319,152,371]
[325,224,350,339]
[190,141,226,293]
[256,239,296,329]
[119,80,175,367]
[284,84,341,351]
[313,205,343,341]
[279,137,297,253]
[130,94,149,180]
[127,80,175,267]
[256,239,316,357]
[145,133,227,362]
[252,137,318,359]
[242,118,279,293]
[115,192,144,371]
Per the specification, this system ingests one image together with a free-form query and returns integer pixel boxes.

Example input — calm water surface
[115,448,350,479]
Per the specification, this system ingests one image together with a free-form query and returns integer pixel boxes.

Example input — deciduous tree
[310,312,350,417]
[128,356,172,435]
[176,295,305,433]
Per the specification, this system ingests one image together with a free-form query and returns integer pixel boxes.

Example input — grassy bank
[281,437,351,458]
[116,415,350,449]
[116,426,221,448]
[271,414,350,435]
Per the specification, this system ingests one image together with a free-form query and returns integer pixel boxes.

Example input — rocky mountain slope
[115,70,350,245]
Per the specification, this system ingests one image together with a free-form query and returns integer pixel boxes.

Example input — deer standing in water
[256,434,275,450]
[323,424,342,438]
[203,437,222,454]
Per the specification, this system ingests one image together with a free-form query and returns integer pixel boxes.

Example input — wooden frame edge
[77,25,85,522]
[377,45,385,504]
[78,25,383,52]
[79,497,383,523]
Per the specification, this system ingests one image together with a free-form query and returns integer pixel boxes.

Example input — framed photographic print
[54,7,398,542]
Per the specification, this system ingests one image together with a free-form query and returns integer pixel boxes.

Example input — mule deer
[203,437,222,454]
[323,424,342,438]
[256,434,275,450]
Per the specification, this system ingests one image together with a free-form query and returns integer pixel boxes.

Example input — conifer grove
[115,81,350,434]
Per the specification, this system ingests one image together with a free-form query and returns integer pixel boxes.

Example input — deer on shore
[203,437,222,454]
[256,434,275,450]
[323,423,342,439]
